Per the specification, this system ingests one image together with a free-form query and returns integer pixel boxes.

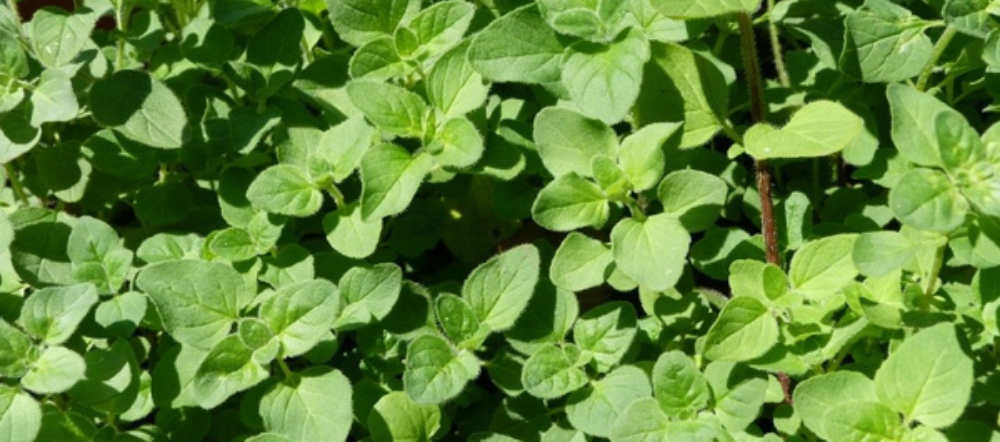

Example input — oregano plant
[0,0,997,440]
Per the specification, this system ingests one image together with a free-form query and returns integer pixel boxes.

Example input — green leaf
[0,319,33,378]
[208,228,257,261]
[874,323,973,428]
[609,398,720,442]
[702,296,778,361]
[522,344,589,399]
[259,279,341,358]
[21,346,85,394]
[192,334,269,409]
[323,203,382,259]
[658,169,728,232]
[650,0,761,18]
[435,293,485,347]
[346,80,427,137]
[360,144,433,220]
[246,9,304,70]
[325,0,419,47]
[853,231,916,277]
[67,340,139,414]
[561,28,650,124]
[704,361,768,431]
[550,232,613,292]
[20,283,99,345]
[336,263,403,330]
[426,41,489,118]
[504,282,580,355]
[94,291,147,339]
[610,214,691,291]
[90,70,187,149]
[566,365,651,438]
[260,368,353,442]
[0,385,41,442]
[427,116,484,169]
[634,42,729,148]
[745,101,864,160]
[572,301,637,371]
[651,351,711,418]
[533,106,618,178]
[369,391,441,442]
[10,208,75,286]
[29,7,95,67]
[886,83,967,168]
[531,173,610,232]
[0,110,41,163]
[247,165,324,217]
[793,372,878,441]
[841,0,933,83]
[789,234,859,299]
[889,168,968,232]
[824,401,902,442]
[0,32,28,81]
[67,216,119,264]
[321,116,375,183]
[180,17,235,68]
[404,333,480,404]
[468,5,566,84]
[462,244,540,331]
[135,260,247,349]
[617,122,681,192]
[30,69,78,126]
[404,0,474,59]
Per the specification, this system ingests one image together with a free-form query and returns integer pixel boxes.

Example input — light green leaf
[561,28,650,124]
[0,111,41,163]
[532,173,609,232]
[572,302,637,372]
[360,144,433,220]
[504,282,580,356]
[260,279,340,358]
[435,293,485,348]
[658,169,728,232]
[20,283,99,345]
[260,368,353,442]
[874,323,973,428]
[889,168,968,233]
[404,333,480,404]
[853,231,916,277]
[30,69,78,126]
[609,398,720,442]
[208,228,257,261]
[346,80,427,137]
[135,260,247,349]
[617,122,681,192]
[652,351,710,418]
[634,42,729,148]
[745,101,864,160]
[426,41,489,118]
[67,340,139,414]
[704,361,768,432]
[21,346,84,394]
[66,216,119,264]
[428,116,484,169]
[793,371,878,441]
[336,263,403,330]
[30,7,95,67]
[247,165,323,217]
[462,244,540,331]
[324,0,419,46]
[404,0,474,59]
[0,320,34,378]
[350,37,409,80]
[90,70,187,149]
[369,391,441,442]
[193,335,269,409]
[789,234,859,299]
[522,344,589,399]
[0,385,41,442]
[323,203,382,259]
[824,401,902,442]
[533,106,618,178]
[467,5,566,84]
[650,0,761,18]
[94,291,147,339]
[550,232,613,292]
[610,214,691,291]
[841,0,933,83]
[702,296,778,361]
[885,83,965,168]
[566,365,651,438]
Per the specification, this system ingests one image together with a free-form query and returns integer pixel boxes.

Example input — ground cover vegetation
[0,0,997,440]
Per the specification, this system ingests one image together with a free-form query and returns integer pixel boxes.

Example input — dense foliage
[0,0,998,440]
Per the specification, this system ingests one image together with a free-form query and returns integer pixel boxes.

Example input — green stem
[721,119,743,145]
[324,182,346,207]
[923,244,946,308]
[114,2,129,71]
[276,358,293,378]
[5,163,28,206]
[916,26,958,92]
[623,197,646,222]
[766,0,791,88]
